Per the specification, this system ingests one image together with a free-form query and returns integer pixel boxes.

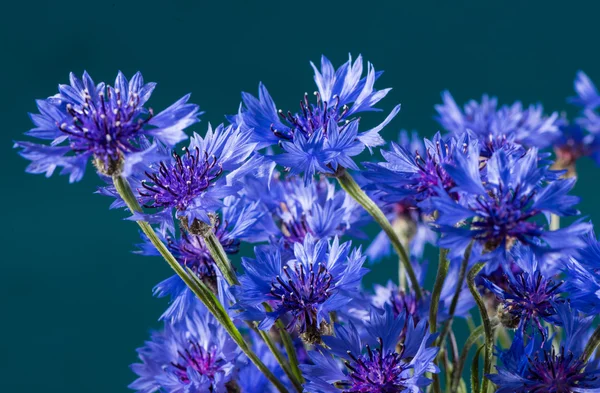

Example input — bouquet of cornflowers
[14,56,600,393]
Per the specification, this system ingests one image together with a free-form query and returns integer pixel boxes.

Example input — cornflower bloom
[301,306,439,393]
[488,305,600,393]
[15,71,200,181]
[138,123,257,230]
[435,91,559,157]
[129,309,242,393]
[233,235,367,344]
[233,54,401,180]
[431,147,591,261]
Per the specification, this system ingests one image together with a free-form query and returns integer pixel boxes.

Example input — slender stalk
[430,248,450,393]
[258,328,303,393]
[203,230,239,286]
[335,169,422,299]
[451,321,496,392]
[430,248,450,333]
[112,174,289,393]
[467,262,493,393]
[583,324,600,362]
[438,241,473,347]
[203,235,304,388]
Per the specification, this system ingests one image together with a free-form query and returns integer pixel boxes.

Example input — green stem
[430,248,450,333]
[257,328,303,393]
[335,169,422,299]
[438,241,473,347]
[202,229,239,286]
[467,262,493,393]
[202,225,304,389]
[277,320,304,382]
[430,248,450,393]
[451,320,497,392]
[112,175,289,393]
[583,324,600,362]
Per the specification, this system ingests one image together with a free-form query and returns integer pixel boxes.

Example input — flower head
[15,71,200,181]
[488,305,600,393]
[233,235,367,343]
[244,172,366,248]
[432,147,591,261]
[138,123,257,227]
[129,309,242,393]
[233,54,401,180]
[435,91,559,156]
[553,71,600,172]
[372,259,473,329]
[301,306,439,393]
[482,246,564,334]
[364,131,476,213]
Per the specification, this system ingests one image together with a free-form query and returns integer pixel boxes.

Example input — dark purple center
[140,146,222,211]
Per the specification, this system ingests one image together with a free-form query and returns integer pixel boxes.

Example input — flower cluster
[16,62,600,393]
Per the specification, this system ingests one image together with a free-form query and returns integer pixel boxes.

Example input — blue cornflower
[363,131,438,260]
[560,230,600,315]
[243,172,366,247]
[363,131,476,212]
[481,245,564,334]
[552,72,600,172]
[15,71,200,182]
[140,196,268,321]
[233,235,368,344]
[129,309,242,393]
[435,91,559,156]
[372,259,473,327]
[138,123,257,228]
[233,54,401,180]
[431,147,591,261]
[488,305,600,393]
[301,306,439,393]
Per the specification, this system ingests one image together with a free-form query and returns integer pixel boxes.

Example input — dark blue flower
[553,72,600,171]
[301,306,439,393]
[138,123,257,227]
[372,259,473,327]
[435,91,559,156]
[431,147,591,261]
[15,71,200,181]
[560,230,600,315]
[482,246,564,334]
[233,54,401,180]
[233,235,368,343]
[243,172,366,248]
[129,309,242,393]
[363,131,476,212]
[488,305,600,393]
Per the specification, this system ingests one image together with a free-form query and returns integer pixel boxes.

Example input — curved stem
[430,248,450,393]
[583,324,600,362]
[112,175,289,393]
[467,262,493,393]
[438,241,473,347]
[258,328,303,393]
[451,320,498,392]
[202,230,239,286]
[335,169,422,299]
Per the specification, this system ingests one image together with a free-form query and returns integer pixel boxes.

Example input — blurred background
[1,1,599,391]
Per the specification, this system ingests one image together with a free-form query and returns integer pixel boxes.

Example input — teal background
[2,1,600,391]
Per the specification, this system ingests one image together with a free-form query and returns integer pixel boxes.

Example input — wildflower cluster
[16,61,600,393]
